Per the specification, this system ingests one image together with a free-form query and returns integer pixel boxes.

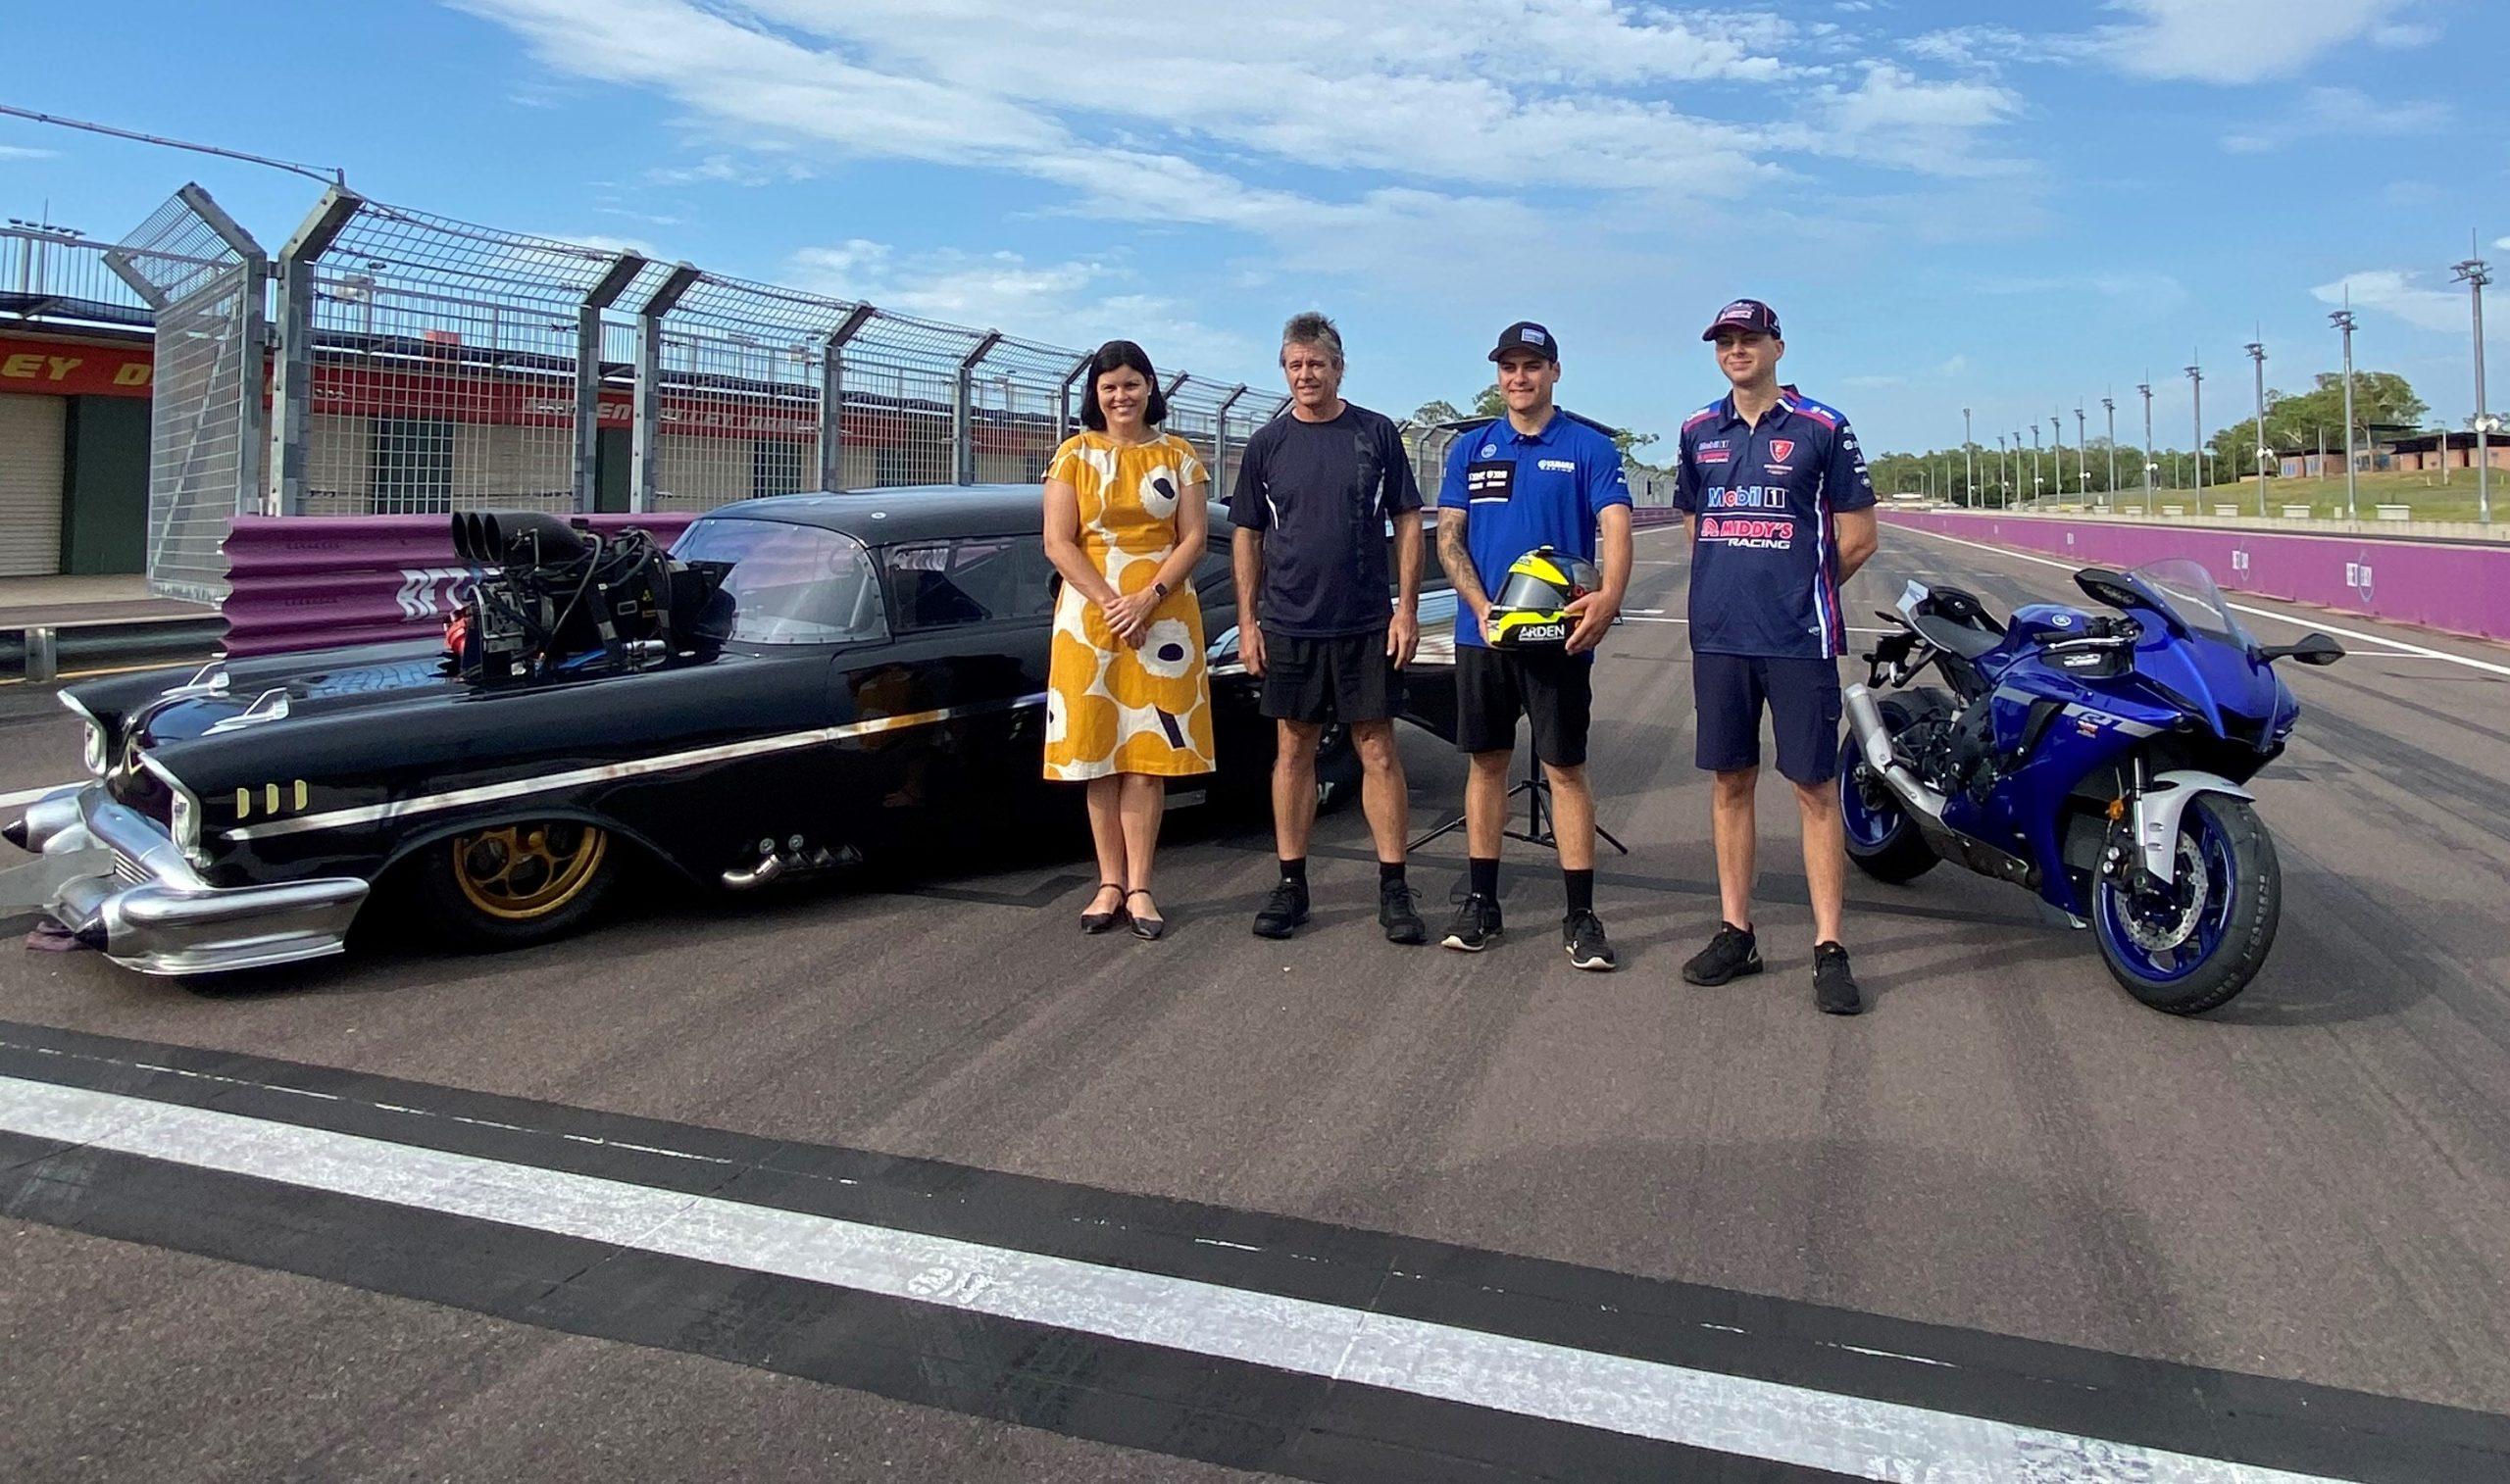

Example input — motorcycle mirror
[2258,633,2344,667]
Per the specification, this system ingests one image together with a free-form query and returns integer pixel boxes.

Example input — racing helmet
[1485,545,1601,649]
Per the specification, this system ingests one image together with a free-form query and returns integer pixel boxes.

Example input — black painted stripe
[1,1018,2503,1482]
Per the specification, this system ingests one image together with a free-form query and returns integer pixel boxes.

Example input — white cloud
[0,144,61,161]
[2313,270,2468,333]
[2220,85,2449,152]
[451,0,2027,261]
[785,238,1248,365]
[2091,0,2417,84]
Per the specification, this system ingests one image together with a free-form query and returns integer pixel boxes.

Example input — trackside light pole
[2245,335,2268,517]
[1963,406,1975,508]
[2102,395,2118,499]
[2185,356,2204,496]
[2137,378,2154,512]
[2452,238,2492,523]
[2330,302,2359,522]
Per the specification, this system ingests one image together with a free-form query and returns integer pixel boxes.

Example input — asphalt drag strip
[4,1021,2503,1483]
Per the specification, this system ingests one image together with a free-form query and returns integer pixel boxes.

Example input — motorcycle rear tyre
[1839,699,1939,883]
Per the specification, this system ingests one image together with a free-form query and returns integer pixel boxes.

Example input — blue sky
[4,0,2504,454]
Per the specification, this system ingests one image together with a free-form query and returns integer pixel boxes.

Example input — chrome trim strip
[222,692,1051,842]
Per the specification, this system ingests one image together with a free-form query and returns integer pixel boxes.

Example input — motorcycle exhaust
[1842,684,1946,821]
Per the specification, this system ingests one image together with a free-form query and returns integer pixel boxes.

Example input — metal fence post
[821,304,875,491]
[1058,353,1091,443]
[954,330,1003,484]
[269,186,362,516]
[631,263,701,514]
[1213,382,1246,490]
[577,252,647,513]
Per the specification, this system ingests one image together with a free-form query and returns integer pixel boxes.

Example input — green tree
[1409,398,1465,426]
[1474,383,1506,419]
[2210,370,2427,476]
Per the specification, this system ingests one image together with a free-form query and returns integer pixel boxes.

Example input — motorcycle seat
[1912,613,2005,661]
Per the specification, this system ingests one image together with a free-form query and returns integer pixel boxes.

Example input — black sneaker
[1814,941,1864,1015]
[1380,880,1427,945]
[1441,893,1503,952]
[1252,879,1309,940]
[1563,911,1617,971]
[1682,921,1763,985]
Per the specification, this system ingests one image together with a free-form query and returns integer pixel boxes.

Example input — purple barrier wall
[1884,510,2510,644]
[221,514,697,658]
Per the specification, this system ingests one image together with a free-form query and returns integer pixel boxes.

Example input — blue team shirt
[1672,386,1876,660]
[1437,411,1632,648]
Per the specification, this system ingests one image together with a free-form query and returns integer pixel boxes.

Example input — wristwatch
[1151,579,1171,600]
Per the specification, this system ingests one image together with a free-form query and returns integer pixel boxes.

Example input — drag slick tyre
[2090,795,2279,1015]
[418,818,620,951]
[1838,699,1938,883]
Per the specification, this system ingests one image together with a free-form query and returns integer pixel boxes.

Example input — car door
[846,533,1059,828]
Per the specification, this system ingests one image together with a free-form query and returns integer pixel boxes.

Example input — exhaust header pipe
[1842,684,1946,821]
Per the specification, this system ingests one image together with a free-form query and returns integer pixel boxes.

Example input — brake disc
[2121,835,2208,952]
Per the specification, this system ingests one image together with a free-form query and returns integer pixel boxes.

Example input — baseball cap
[1702,299,1782,341]
[1487,321,1559,362]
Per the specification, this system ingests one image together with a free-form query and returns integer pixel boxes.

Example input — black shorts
[1260,627,1397,724]
[1692,652,1843,784]
[1456,645,1592,767]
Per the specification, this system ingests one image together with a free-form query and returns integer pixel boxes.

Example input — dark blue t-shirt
[1436,410,1632,648]
[1672,387,1876,660]
[1230,403,1424,638]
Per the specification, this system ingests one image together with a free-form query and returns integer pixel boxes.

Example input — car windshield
[671,518,887,646]
[2128,558,2248,645]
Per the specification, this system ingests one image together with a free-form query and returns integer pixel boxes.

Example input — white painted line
[1620,617,1898,637]
[1892,523,2510,678]
[0,1074,2337,1484]
[0,781,81,813]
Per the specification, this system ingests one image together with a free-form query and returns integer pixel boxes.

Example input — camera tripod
[1411,761,1629,855]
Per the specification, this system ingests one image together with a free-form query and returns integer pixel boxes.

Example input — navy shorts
[1692,653,1843,784]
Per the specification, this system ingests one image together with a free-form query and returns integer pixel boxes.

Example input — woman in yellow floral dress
[1041,340,1214,940]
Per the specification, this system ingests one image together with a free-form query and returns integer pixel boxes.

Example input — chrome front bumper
[11,783,368,976]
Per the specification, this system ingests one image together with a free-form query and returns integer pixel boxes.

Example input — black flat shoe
[1080,882,1127,934]
[1126,889,1168,941]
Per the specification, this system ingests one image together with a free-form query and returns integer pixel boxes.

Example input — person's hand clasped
[1563,591,1618,655]
[1101,589,1156,648]
[1386,608,1420,669]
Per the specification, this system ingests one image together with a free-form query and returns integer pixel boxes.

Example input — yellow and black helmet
[1485,545,1602,649]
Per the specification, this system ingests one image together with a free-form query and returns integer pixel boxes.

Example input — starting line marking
[0,1073,2337,1484]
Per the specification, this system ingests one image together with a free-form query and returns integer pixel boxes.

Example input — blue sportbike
[1839,558,2342,1014]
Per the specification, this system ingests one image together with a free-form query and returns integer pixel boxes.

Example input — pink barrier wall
[1885,510,2510,644]
[221,514,697,658]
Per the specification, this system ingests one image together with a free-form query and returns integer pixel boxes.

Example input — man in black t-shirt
[1230,311,1428,945]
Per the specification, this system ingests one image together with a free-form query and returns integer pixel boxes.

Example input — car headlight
[137,755,206,868]
[60,695,108,777]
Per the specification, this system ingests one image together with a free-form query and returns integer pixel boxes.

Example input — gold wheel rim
[451,822,609,920]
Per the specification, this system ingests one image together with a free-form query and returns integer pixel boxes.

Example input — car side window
[885,537,1060,630]
[1192,538,1234,610]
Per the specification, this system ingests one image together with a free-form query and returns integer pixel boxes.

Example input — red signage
[0,333,156,397]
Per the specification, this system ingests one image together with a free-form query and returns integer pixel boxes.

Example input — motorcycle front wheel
[2090,795,2280,1015]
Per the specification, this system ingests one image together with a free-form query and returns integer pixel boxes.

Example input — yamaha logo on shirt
[1538,458,1575,472]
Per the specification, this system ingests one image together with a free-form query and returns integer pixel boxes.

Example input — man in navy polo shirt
[1672,298,1880,1014]
[1232,311,1428,945]
[1435,321,1633,970]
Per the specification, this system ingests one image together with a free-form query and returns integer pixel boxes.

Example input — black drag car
[6,486,1458,976]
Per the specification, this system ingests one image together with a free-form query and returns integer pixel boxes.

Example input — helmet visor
[1492,568,1572,614]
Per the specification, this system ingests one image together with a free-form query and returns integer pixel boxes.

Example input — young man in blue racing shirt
[1435,321,1633,970]
[1672,299,1880,1014]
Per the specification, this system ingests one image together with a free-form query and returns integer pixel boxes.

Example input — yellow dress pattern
[1043,431,1215,780]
